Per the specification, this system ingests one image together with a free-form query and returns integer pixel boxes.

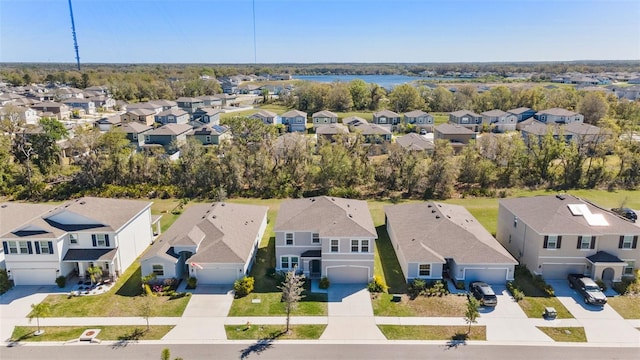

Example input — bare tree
[139,297,154,331]
[278,266,305,334]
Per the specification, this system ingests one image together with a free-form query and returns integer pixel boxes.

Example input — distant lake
[294,74,423,89]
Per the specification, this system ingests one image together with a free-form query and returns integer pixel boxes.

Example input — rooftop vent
[221,203,225,206]
[212,215,217,219]
[348,214,353,218]
[1,204,7,208]
[431,209,436,213]
[79,201,86,205]
[435,215,440,219]
[427,204,432,208]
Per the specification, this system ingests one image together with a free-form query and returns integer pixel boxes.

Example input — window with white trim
[7,241,18,254]
[38,241,51,254]
[621,235,633,249]
[152,264,164,276]
[284,233,294,245]
[361,240,369,253]
[312,233,320,244]
[623,260,635,276]
[96,234,107,247]
[579,236,592,249]
[331,239,339,253]
[280,256,299,269]
[19,241,29,254]
[69,233,78,244]
[544,235,561,249]
[281,256,289,269]
[351,239,359,252]
[419,264,431,276]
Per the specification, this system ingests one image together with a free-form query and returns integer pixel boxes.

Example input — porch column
[78,262,86,280]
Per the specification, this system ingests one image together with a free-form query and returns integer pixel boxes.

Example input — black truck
[567,274,607,306]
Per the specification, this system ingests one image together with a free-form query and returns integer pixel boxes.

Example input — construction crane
[68,0,81,71]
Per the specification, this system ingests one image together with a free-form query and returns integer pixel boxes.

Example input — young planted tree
[87,265,103,286]
[29,303,51,335]
[464,295,480,336]
[278,266,305,334]
[139,297,154,331]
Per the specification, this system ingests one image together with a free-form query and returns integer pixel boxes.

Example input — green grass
[372,293,468,317]
[537,327,587,342]
[225,324,326,340]
[432,112,450,125]
[510,268,573,319]
[10,325,173,342]
[228,292,327,316]
[40,263,191,317]
[607,296,640,319]
[150,198,182,235]
[378,325,486,340]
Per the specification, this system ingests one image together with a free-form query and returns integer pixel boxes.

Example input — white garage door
[542,264,586,280]
[464,268,508,285]
[12,269,57,286]
[326,266,369,284]
[196,268,239,285]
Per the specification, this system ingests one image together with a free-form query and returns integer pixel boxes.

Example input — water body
[294,74,457,89]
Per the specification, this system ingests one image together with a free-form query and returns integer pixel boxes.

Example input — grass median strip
[378,325,486,340]
[225,324,326,340]
[11,325,174,342]
[372,293,468,317]
[228,292,327,316]
[606,296,640,319]
[537,327,587,342]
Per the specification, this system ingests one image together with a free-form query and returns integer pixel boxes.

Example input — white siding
[115,206,153,276]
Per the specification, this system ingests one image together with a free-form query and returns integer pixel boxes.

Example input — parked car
[419,128,427,135]
[567,274,607,306]
[611,208,637,222]
[470,281,498,307]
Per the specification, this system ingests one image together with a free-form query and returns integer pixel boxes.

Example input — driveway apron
[320,285,385,340]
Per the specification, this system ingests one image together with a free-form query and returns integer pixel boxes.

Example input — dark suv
[612,208,637,222]
[470,281,498,307]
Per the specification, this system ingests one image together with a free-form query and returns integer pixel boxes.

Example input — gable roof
[564,122,609,136]
[343,116,368,126]
[385,202,517,264]
[351,122,391,135]
[312,110,338,118]
[176,97,203,103]
[96,115,121,125]
[126,108,156,116]
[481,110,509,117]
[274,196,377,238]
[396,133,434,151]
[316,123,349,135]
[435,123,475,134]
[142,203,267,264]
[499,194,640,235]
[450,110,481,118]
[0,202,58,236]
[157,108,188,117]
[119,122,152,134]
[373,109,400,118]
[146,124,193,136]
[507,107,533,115]
[536,108,580,117]
[251,110,277,118]
[281,109,307,118]
[404,110,429,118]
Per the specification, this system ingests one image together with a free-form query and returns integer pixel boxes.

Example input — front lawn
[39,263,190,317]
[378,325,486,341]
[228,291,327,317]
[372,293,468,317]
[510,267,573,319]
[537,327,587,342]
[225,324,326,340]
[11,325,173,342]
[607,296,640,319]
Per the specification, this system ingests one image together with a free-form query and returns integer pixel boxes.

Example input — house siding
[114,206,153,278]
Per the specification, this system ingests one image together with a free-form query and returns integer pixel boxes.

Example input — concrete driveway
[0,286,61,343]
[320,284,385,340]
[162,285,234,341]
[548,280,640,344]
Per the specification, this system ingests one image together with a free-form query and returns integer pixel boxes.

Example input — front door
[310,260,321,277]
[602,267,615,281]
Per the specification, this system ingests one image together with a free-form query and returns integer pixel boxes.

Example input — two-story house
[403,110,434,132]
[176,97,204,115]
[192,107,222,125]
[62,98,95,116]
[196,95,222,109]
[274,196,377,284]
[507,107,536,122]
[312,110,338,129]
[144,124,192,152]
[30,102,71,120]
[372,110,401,130]
[535,108,584,124]
[395,133,435,154]
[154,108,189,125]
[496,194,639,282]
[187,123,231,145]
[480,109,517,132]
[1,197,154,286]
[148,99,178,112]
[121,108,156,126]
[449,110,483,132]
[250,110,281,125]
[119,122,152,147]
[434,123,477,154]
[281,109,308,133]
[316,123,349,143]
[95,114,121,131]
[350,122,392,143]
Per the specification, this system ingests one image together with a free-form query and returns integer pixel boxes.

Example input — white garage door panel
[464,268,508,285]
[543,264,586,280]
[327,266,369,284]
[197,268,238,285]
[12,269,57,286]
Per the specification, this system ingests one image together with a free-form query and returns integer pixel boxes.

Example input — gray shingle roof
[275,197,377,238]
[316,124,349,135]
[119,122,152,134]
[147,124,193,136]
[396,133,434,151]
[536,108,580,117]
[157,108,187,117]
[435,123,475,134]
[404,110,428,117]
[481,110,508,117]
[499,195,640,235]
[63,248,118,262]
[373,109,400,118]
[450,110,481,117]
[312,110,338,118]
[507,107,533,115]
[281,109,307,118]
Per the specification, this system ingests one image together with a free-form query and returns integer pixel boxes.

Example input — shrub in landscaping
[367,275,388,293]
[186,277,197,289]
[507,282,525,302]
[319,276,330,289]
[55,275,66,288]
[143,283,154,296]
[595,279,607,291]
[234,276,255,298]
[408,279,426,298]
[0,269,12,295]
[613,270,640,295]
[455,281,465,290]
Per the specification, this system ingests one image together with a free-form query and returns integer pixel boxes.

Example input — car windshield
[585,285,600,291]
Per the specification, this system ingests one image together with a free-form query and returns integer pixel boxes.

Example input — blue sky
[1,0,639,63]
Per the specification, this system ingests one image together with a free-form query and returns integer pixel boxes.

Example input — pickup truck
[567,274,607,306]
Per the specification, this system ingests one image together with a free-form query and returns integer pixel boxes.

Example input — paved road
[2,343,639,360]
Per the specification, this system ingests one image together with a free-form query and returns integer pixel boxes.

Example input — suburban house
[88,95,116,110]
[312,110,338,129]
[188,123,231,145]
[95,114,122,131]
[140,202,267,285]
[154,108,189,125]
[273,132,310,157]
[316,123,349,142]
[143,123,192,151]
[1,197,155,286]
[196,95,222,109]
[63,98,96,115]
[403,110,434,131]
[350,122,392,143]
[535,108,584,124]
[250,110,281,125]
[520,120,565,147]
[507,107,536,122]
[281,109,308,132]
[395,133,435,154]
[192,107,222,125]
[563,122,612,149]
[434,123,477,153]
[372,109,401,130]
[343,116,367,127]
[496,194,640,282]
[448,110,483,132]
[274,196,377,284]
[213,94,240,107]
[30,102,71,120]
[125,102,163,115]
[148,99,178,112]
[385,202,517,284]
[176,97,204,115]
[480,109,517,132]
[119,122,152,147]
[121,108,156,126]
[1,105,39,125]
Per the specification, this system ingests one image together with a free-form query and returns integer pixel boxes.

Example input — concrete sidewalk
[320,285,385,341]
